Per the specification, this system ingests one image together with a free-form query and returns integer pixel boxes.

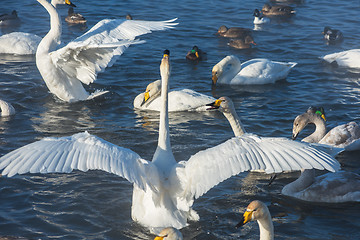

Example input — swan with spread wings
[35,0,177,102]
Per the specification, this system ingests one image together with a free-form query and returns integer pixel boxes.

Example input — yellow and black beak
[154,236,165,240]
[212,71,218,85]
[235,210,253,228]
[65,0,76,7]
[206,99,222,110]
[140,91,150,106]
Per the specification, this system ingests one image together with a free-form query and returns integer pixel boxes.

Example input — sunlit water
[0,0,359,239]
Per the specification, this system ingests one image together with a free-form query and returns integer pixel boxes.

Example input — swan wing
[171,134,340,199]
[0,132,160,191]
[50,18,178,85]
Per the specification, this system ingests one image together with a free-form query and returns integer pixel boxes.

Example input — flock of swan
[0,0,359,239]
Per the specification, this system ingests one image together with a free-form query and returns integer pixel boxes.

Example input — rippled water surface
[0,0,359,239]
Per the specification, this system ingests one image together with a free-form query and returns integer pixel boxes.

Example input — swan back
[0,99,15,116]
[322,49,360,69]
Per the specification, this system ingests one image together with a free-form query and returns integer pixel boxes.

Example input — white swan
[211,55,297,85]
[0,32,42,55]
[236,200,273,240]
[154,227,183,240]
[35,0,177,102]
[133,80,215,112]
[281,169,360,203]
[0,50,339,232]
[0,99,15,116]
[292,107,360,151]
[322,49,360,69]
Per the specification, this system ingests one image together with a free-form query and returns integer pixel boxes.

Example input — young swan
[154,227,183,240]
[236,200,274,240]
[292,106,360,151]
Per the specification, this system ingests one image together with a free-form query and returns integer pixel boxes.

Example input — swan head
[212,55,241,85]
[141,80,161,106]
[52,0,76,7]
[154,227,183,240]
[292,106,326,140]
[235,200,271,228]
[160,49,171,79]
[206,96,234,114]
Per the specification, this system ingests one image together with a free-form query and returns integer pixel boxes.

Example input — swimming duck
[322,26,343,43]
[212,55,297,85]
[126,14,133,20]
[236,200,274,240]
[321,49,360,69]
[185,45,206,61]
[228,35,256,49]
[253,9,270,24]
[65,7,87,24]
[0,99,15,116]
[0,51,339,231]
[261,3,295,17]
[133,79,215,112]
[292,106,360,151]
[0,10,20,26]
[154,227,183,240]
[217,25,252,38]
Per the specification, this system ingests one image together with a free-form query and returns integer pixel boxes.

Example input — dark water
[0,0,359,239]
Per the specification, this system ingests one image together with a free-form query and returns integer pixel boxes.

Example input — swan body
[236,200,273,240]
[154,227,183,240]
[65,7,86,24]
[322,49,360,69]
[35,0,177,102]
[217,25,252,38]
[0,32,42,55]
[292,107,360,151]
[0,99,15,116]
[133,80,215,112]
[253,9,270,24]
[212,55,297,85]
[0,51,339,231]
[282,169,360,203]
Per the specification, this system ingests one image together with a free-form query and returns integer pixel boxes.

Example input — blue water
[0,0,359,239]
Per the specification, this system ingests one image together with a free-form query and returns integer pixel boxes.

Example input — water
[0,0,359,239]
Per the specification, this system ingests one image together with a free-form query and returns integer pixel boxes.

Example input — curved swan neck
[303,114,327,143]
[36,0,62,55]
[218,55,242,83]
[282,169,315,195]
[223,108,246,137]
[152,55,176,173]
[258,215,274,240]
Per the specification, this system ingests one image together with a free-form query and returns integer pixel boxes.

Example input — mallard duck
[185,45,206,61]
[65,7,87,24]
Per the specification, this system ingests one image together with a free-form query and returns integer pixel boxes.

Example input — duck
[281,168,360,203]
[154,227,183,240]
[321,49,360,69]
[0,10,20,26]
[322,26,343,43]
[253,9,270,24]
[236,200,273,240]
[292,106,360,151]
[65,7,87,24]
[0,32,42,55]
[185,46,206,61]
[211,55,297,85]
[261,3,295,17]
[0,50,339,231]
[228,35,256,49]
[0,99,15,116]
[133,79,215,112]
[216,25,252,38]
[34,0,177,102]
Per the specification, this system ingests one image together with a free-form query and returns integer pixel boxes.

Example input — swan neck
[219,56,242,83]
[258,215,274,240]
[36,0,62,54]
[223,109,246,137]
[304,115,327,142]
[282,169,315,194]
